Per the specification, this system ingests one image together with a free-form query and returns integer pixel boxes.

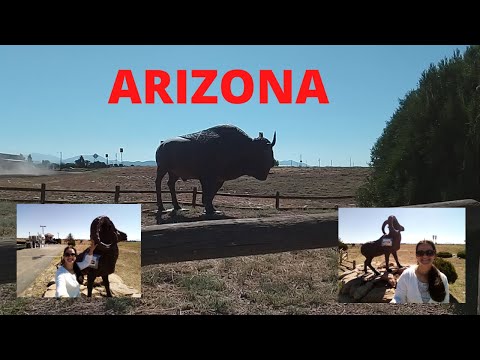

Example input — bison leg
[103,275,112,297]
[201,179,223,215]
[392,251,403,268]
[87,273,95,297]
[155,167,167,212]
[167,172,181,210]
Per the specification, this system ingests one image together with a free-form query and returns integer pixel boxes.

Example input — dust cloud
[0,163,56,176]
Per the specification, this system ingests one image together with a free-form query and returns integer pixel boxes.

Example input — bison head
[249,131,276,181]
[90,215,128,250]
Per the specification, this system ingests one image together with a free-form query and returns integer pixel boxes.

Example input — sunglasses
[64,253,76,257]
[416,250,435,257]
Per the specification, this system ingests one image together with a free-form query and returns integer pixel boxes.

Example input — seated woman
[390,240,449,304]
[55,242,97,298]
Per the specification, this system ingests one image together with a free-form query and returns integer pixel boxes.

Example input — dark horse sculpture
[155,124,276,216]
[75,215,127,297]
[360,215,405,276]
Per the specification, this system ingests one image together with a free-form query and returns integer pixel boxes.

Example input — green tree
[75,155,86,168]
[357,45,480,206]
[66,233,75,246]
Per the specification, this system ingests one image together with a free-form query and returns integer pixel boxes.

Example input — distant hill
[30,153,60,163]
[279,160,311,167]
[123,160,156,167]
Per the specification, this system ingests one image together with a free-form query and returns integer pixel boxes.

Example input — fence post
[192,187,197,208]
[352,260,356,270]
[275,191,280,210]
[40,183,46,203]
[114,185,120,203]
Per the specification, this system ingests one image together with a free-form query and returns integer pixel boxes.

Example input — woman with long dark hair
[55,242,97,298]
[391,240,449,303]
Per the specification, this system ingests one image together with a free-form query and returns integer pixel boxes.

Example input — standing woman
[391,240,449,303]
[55,242,97,298]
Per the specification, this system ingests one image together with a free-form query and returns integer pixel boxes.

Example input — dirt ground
[0,166,468,315]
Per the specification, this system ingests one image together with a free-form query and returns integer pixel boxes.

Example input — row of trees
[357,45,480,206]
[31,155,126,169]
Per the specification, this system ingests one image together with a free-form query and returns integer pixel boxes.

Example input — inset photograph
[338,207,465,304]
[16,204,141,298]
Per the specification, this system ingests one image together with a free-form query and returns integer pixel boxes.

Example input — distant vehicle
[45,237,59,244]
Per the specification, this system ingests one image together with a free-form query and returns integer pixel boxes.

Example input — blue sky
[338,208,465,244]
[0,45,469,166]
[16,204,141,241]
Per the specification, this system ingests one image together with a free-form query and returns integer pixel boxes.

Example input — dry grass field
[0,166,469,315]
[342,243,466,303]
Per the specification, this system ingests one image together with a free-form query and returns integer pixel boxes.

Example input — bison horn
[271,131,276,147]
[382,219,388,234]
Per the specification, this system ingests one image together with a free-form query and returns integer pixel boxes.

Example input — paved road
[0,238,16,284]
[16,244,64,296]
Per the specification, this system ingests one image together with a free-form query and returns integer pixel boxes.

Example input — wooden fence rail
[141,212,339,265]
[0,183,355,209]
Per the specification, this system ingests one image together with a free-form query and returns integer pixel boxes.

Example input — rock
[43,289,56,298]
[110,282,138,296]
[360,286,395,303]
[340,272,360,286]
[338,269,356,280]
[107,273,123,284]
[47,283,56,290]
[340,276,363,295]
[353,281,375,301]
[44,274,140,298]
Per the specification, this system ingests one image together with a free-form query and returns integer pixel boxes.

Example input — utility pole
[318,158,320,167]
[40,225,46,236]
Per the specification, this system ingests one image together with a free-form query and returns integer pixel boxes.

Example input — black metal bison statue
[155,124,276,216]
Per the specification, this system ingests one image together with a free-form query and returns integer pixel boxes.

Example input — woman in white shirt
[391,240,449,304]
[55,243,97,298]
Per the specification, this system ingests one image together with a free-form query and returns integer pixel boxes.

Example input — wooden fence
[142,212,339,265]
[338,248,356,270]
[0,183,355,210]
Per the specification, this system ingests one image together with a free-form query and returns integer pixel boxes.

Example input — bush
[457,250,466,259]
[66,233,75,247]
[338,240,348,251]
[433,257,458,284]
[436,251,453,258]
